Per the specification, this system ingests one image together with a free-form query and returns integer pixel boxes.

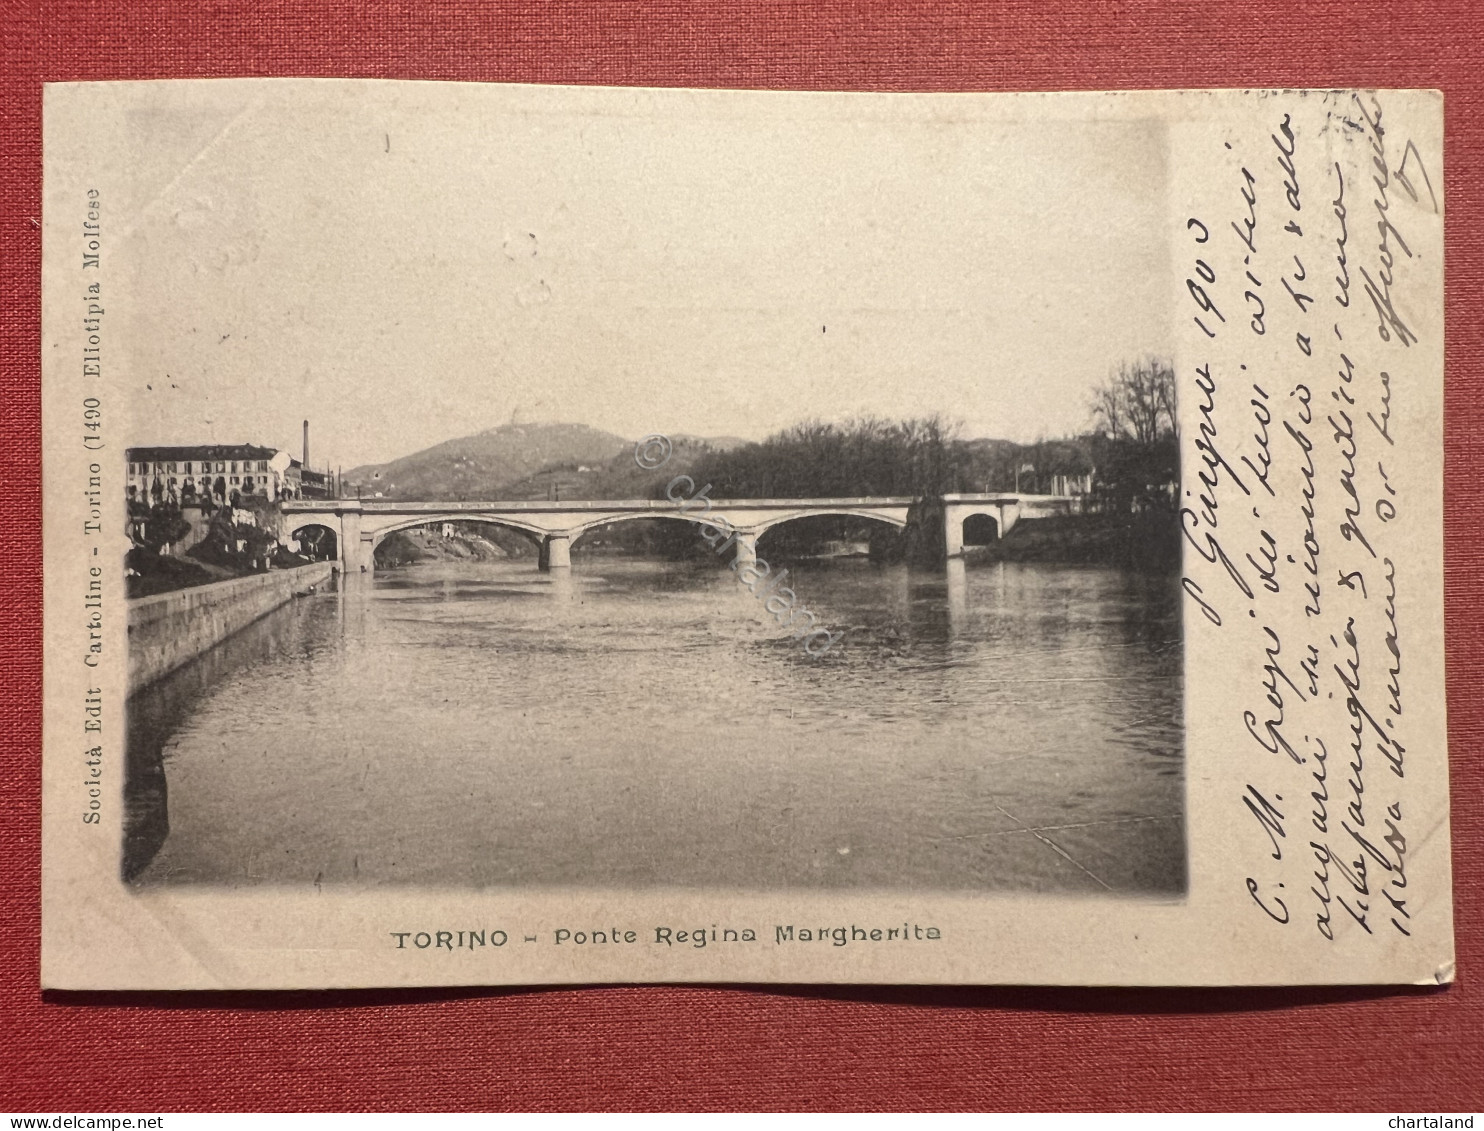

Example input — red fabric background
[2,0,1480,1112]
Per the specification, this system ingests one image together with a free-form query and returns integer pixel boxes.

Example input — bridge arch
[750,509,909,563]
[749,508,909,537]
[363,513,552,546]
[286,518,336,541]
[287,522,339,562]
[565,510,720,541]
[960,512,1000,546]
[567,512,722,555]
[366,515,549,570]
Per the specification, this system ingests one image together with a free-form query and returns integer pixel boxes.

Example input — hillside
[494,434,733,501]
[339,421,1095,503]
[343,422,751,502]
[344,422,631,500]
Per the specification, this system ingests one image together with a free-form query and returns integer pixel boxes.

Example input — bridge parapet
[280,496,935,515]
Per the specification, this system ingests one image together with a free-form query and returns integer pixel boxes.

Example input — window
[230,476,239,485]
[168,462,177,473]
[230,461,238,473]
[216,462,225,473]
[182,461,192,474]
[258,460,268,471]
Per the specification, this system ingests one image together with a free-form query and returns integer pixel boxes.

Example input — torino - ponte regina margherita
[280,491,1078,575]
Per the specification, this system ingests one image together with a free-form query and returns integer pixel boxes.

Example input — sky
[117,82,1171,471]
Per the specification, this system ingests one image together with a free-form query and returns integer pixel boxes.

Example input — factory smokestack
[302,420,310,469]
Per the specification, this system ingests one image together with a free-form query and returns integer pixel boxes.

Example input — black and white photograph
[115,85,1185,896]
[42,82,1450,988]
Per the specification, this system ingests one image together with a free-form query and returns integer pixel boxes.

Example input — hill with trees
[342,422,745,502]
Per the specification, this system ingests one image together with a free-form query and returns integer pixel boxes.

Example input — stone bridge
[280,490,1078,574]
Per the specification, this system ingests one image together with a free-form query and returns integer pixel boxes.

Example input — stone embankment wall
[127,562,334,695]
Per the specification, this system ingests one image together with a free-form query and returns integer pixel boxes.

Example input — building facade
[126,444,297,503]
[288,460,333,499]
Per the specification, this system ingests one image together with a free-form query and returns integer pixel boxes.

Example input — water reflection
[123,584,343,880]
[945,557,968,634]
[126,558,1184,893]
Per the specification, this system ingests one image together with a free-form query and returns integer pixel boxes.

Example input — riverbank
[126,545,323,598]
[126,548,242,598]
[966,511,1180,572]
[127,561,335,694]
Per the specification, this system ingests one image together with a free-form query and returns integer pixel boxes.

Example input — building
[288,460,334,499]
[126,444,297,503]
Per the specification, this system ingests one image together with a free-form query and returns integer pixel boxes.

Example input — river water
[126,556,1184,893]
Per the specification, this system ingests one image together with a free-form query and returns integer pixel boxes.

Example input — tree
[1087,356,1179,513]
[188,505,276,571]
[128,499,191,554]
[1090,356,1177,445]
[685,414,964,500]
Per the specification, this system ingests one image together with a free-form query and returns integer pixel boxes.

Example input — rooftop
[126,444,281,462]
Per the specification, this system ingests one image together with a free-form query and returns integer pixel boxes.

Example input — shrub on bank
[965,512,1180,572]
[125,547,219,598]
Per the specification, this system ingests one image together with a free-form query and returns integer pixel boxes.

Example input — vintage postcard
[40,81,1451,987]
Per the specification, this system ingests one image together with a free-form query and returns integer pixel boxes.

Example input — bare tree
[1086,356,1180,514]
[1090,356,1177,444]
[689,413,963,499]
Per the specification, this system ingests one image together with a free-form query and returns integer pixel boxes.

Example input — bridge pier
[731,531,758,570]
[539,533,572,571]
[943,513,965,559]
[337,504,371,574]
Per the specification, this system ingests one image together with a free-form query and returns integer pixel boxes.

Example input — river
[125,556,1184,893]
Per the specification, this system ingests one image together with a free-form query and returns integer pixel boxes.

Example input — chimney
[302,420,310,469]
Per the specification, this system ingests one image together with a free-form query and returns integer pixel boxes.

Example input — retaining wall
[127,561,335,695]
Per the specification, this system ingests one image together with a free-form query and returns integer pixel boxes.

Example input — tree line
[684,415,961,499]
[677,356,1178,512]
